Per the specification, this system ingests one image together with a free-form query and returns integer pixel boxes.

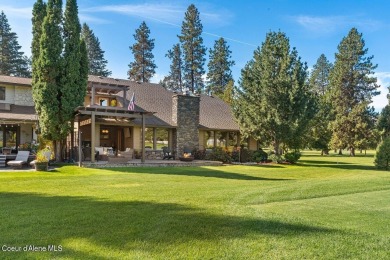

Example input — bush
[374,137,390,170]
[239,148,254,163]
[284,151,301,164]
[205,147,232,163]
[252,149,268,163]
[268,154,284,163]
[192,148,206,160]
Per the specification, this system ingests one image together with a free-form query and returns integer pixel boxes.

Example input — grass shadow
[106,166,290,181]
[0,192,337,259]
[298,160,376,171]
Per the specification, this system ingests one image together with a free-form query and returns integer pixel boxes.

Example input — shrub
[374,137,390,170]
[268,154,284,163]
[192,148,207,160]
[252,149,268,163]
[205,147,232,163]
[239,148,254,163]
[284,150,301,164]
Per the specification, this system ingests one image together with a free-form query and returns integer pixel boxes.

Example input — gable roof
[0,75,32,86]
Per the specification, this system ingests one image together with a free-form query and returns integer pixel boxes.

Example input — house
[0,74,258,161]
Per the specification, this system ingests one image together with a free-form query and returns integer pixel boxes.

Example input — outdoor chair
[7,151,30,169]
[162,147,173,160]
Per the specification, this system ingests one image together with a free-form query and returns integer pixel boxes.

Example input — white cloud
[372,72,390,111]
[82,3,233,27]
[0,6,32,19]
[79,14,111,25]
[289,15,383,34]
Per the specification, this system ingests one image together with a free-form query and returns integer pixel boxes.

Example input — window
[0,87,5,100]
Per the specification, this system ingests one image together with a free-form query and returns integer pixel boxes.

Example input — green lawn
[0,151,389,259]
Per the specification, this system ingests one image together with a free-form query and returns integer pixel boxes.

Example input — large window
[0,125,18,148]
[0,87,5,100]
[144,128,169,149]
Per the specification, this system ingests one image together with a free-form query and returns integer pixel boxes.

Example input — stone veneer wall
[172,94,200,159]
[14,86,34,106]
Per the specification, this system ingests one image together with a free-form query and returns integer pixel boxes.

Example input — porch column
[91,112,95,163]
[141,113,145,163]
[168,129,173,148]
[70,118,74,161]
[91,84,95,105]
[153,128,157,150]
[78,120,82,167]
[213,131,217,148]
[226,132,229,149]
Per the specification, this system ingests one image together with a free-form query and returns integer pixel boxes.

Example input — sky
[1,0,390,111]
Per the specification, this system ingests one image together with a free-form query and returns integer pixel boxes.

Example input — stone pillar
[172,94,200,159]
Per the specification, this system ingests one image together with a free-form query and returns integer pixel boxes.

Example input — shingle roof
[0,74,240,131]
[0,105,36,121]
[0,75,32,86]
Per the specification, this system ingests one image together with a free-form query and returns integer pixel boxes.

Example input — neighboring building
[0,75,257,161]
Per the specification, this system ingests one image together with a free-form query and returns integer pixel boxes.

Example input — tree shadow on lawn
[0,192,337,259]
[107,166,290,181]
[298,160,376,171]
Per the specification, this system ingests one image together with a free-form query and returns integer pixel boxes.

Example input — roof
[0,105,36,122]
[0,75,32,86]
[0,74,240,131]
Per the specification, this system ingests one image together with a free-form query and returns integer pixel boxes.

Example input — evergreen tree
[162,43,183,91]
[377,87,390,138]
[81,23,111,77]
[207,37,235,95]
[329,28,380,156]
[32,0,63,142]
[179,4,206,93]
[233,31,315,155]
[128,21,156,82]
[0,11,30,77]
[308,54,333,155]
[220,80,234,104]
[31,0,46,84]
[61,0,87,138]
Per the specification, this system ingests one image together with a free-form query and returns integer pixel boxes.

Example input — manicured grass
[0,151,389,259]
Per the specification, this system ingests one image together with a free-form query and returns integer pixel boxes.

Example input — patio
[81,159,223,168]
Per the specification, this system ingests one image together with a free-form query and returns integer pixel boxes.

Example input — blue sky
[1,0,390,110]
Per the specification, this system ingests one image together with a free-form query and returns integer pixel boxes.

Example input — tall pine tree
[179,4,206,93]
[162,43,183,91]
[207,37,235,95]
[233,31,315,155]
[128,21,156,82]
[308,54,333,154]
[329,28,380,156]
[81,23,111,77]
[0,11,30,77]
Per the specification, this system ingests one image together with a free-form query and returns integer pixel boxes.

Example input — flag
[128,92,135,111]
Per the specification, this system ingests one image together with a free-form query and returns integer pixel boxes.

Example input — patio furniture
[118,148,133,160]
[7,151,30,169]
[2,147,12,155]
[162,147,173,160]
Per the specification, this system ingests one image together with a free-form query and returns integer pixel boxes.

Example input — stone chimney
[172,93,200,159]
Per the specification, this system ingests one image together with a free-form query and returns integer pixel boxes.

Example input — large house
[0,75,258,162]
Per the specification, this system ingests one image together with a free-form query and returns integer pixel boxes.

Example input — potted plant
[34,148,50,171]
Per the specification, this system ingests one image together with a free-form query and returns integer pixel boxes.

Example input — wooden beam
[141,113,145,163]
[91,111,95,163]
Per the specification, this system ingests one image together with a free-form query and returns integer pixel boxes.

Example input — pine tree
[0,11,30,77]
[81,23,111,77]
[128,21,156,82]
[308,54,333,155]
[329,28,380,156]
[32,0,63,142]
[377,87,390,138]
[31,0,46,84]
[162,43,183,91]
[207,37,235,95]
[233,31,315,155]
[179,4,206,93]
